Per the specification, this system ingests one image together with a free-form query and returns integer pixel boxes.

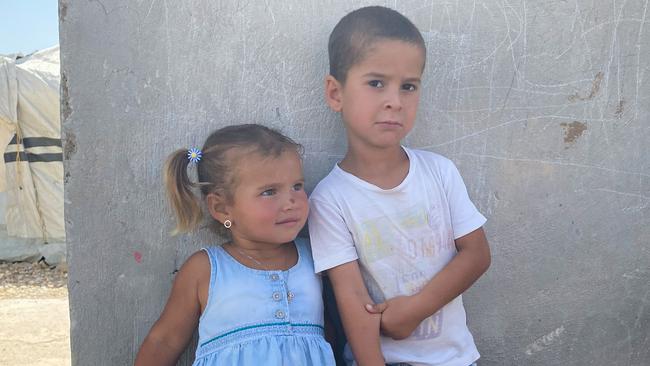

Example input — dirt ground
[0,262,71,366]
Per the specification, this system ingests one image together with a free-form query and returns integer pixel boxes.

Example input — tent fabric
[0,55,18,192]
[0,46,63,241]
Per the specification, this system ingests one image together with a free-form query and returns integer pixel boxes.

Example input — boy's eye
[261,189,276,196]
[402,83,417,91]
[368,80,384,88]
[292,183,304,191]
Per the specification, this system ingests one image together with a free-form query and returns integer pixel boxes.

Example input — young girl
[135,124,335,365]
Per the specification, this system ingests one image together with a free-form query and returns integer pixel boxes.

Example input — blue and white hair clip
[187,148,202,164]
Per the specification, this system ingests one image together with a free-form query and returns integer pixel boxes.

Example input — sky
[0,0,59,55]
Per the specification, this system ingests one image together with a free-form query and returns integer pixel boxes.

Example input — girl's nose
[284,194,296,210]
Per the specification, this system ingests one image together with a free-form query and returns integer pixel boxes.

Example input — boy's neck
[339,144,409,189]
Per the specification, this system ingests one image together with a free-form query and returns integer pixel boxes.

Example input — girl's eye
[261,189,276,197]
[292,183,304,191]
[368,80,384,88]
[402,83,417,91]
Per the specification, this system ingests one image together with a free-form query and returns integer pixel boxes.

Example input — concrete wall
[60,0,649,365]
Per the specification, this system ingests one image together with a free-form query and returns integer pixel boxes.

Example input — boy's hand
[365,295,422,340]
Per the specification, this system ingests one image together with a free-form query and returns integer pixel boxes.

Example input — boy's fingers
[365,302,388,313]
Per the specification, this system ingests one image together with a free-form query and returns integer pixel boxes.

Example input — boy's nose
[384,89,402,110]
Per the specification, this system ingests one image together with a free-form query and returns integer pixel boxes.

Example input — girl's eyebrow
[256,182,279,190]
[255,177,304,190]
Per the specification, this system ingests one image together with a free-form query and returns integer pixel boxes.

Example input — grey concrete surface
[60,0,649,365]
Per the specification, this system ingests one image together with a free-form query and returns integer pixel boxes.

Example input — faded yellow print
[353,205,455,339]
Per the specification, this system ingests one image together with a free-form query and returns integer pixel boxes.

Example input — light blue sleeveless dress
[192,238,336,365]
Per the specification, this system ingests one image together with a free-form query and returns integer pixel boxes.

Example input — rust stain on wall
[63,131,77,160]
[568,72,604,102]
[61,72,72,120]
[560,121,587,145]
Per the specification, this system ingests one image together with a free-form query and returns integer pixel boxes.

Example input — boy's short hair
[328,6,426,83]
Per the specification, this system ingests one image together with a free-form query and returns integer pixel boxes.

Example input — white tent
[0,45,64,262]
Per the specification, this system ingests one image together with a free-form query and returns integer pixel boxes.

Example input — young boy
[308,6,491,366]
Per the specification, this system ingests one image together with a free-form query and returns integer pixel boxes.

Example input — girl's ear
[206,192,229,224]
[324,75,343,112]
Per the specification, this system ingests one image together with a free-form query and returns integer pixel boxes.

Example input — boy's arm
[328,260,386,366]
[368,227,490,340]
[134,251,206,365]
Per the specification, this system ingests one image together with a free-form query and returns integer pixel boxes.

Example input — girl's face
[224,150,308,248]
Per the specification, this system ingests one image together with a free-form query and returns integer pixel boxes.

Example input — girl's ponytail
[163,149,203,235]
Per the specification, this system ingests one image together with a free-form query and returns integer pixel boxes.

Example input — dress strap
[200,246,220,320]
[201,246,220,280]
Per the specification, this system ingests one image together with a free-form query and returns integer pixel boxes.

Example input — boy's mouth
[376,120,402,127]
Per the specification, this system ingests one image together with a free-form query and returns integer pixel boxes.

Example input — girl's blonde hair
[164,124,302,235]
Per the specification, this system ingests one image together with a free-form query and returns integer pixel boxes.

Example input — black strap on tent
[8,135,62,148]
[4,135,63,163]
[4,152,63,163]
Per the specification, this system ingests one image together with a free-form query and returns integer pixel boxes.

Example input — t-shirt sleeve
[441,159,487,239]
[307,197,359,273]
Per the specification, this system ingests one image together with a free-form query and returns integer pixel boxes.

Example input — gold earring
[223,219,232,229]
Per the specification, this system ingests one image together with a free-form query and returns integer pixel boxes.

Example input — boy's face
[326,40,425,151]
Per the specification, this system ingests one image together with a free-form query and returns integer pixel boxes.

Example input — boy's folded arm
[416,227,491,313]
[368,227,491,339]
[327,260,385,366]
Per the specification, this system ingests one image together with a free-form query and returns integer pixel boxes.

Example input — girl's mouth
[276,218,300,226]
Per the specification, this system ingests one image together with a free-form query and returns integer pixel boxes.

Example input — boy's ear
[206,192,229,224]
[324,75,343,112]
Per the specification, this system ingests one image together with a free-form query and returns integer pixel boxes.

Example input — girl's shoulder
[184,249,211,267]
[177,250,211,283]
[175,250,212,313]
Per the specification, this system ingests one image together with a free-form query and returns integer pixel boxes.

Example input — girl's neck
[339,144,409,189]
[225,239,297,271]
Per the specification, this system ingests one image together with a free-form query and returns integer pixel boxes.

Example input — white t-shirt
[308,147,486,366]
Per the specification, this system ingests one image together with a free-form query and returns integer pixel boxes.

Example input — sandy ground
[0,262,71,366]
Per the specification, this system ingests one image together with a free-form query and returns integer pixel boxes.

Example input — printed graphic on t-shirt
[353,204,455,339]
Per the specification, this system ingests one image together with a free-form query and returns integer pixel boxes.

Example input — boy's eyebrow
[362,72,387,78]
[361,72,421,83]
